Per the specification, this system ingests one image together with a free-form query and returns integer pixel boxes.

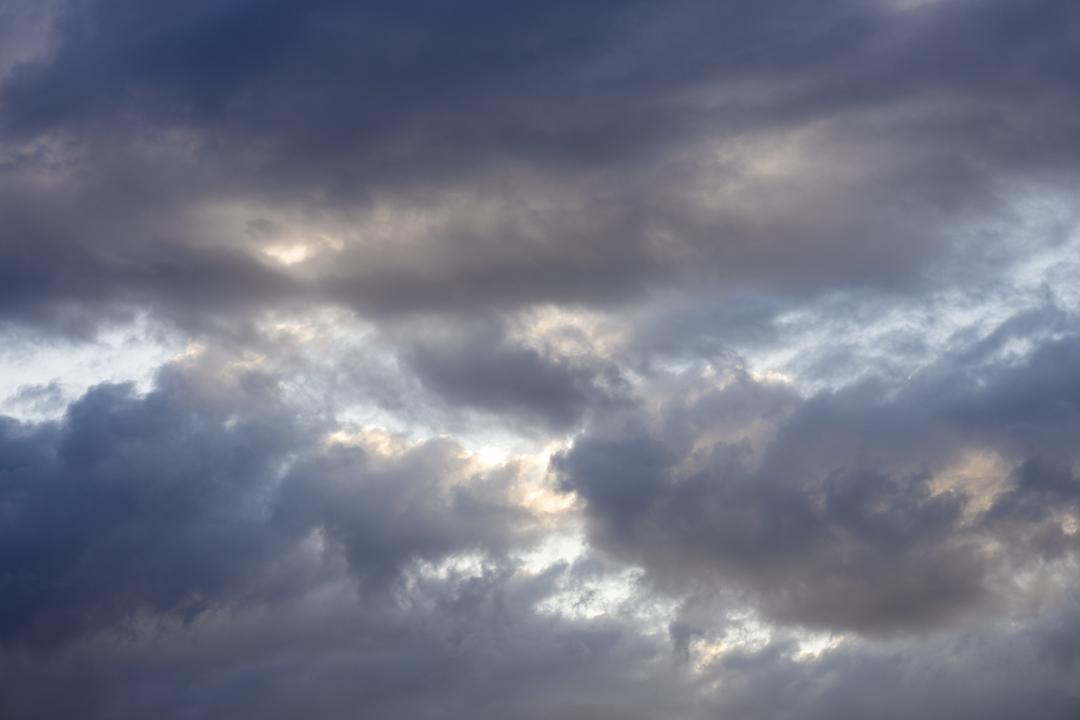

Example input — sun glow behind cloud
[3,1,1080,717]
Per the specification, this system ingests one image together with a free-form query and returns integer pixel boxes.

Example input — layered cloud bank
[2,1,1080,718]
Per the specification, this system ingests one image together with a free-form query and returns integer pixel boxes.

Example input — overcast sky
[2,1,1080,718]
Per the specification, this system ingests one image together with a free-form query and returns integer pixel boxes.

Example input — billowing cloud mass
[2,1,1080,717]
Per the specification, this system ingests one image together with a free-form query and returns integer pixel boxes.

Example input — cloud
[0,352,537,651]
[395,315,626,431]
[696,614,1080,720]
[2,0,1079,334]
[1,1,1080,717]
[0,564,697,720]
[557,318,1080,634]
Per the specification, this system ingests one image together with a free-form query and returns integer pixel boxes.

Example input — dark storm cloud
[0,365,301,649]
[0,353,535,652]
[557,316,1080,635]
[1,0,1079,332]
[0,354,701,720]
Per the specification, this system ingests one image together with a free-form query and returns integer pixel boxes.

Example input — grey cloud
[697,615,1080,720]
[0,564,695,720]
[2,530,1079,719]
[2,0,1079,333]
[1,1,1080,717]
[277,438,537,588]
[396,316,625,431]
[557,319,1080,635]
[2,382,66,416]
[0,352,536,652]
[0,365,301,649]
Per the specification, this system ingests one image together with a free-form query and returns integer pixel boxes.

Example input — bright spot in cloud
[264,243,311,265]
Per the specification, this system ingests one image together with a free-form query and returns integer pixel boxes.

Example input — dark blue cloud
[0,356,535,651]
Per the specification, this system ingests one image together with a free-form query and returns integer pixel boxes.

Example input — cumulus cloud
[2,0,1080,717]
[558,319,1080,635]
[0,353,538,653]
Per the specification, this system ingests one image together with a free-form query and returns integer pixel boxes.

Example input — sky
[2,1,1080,717]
